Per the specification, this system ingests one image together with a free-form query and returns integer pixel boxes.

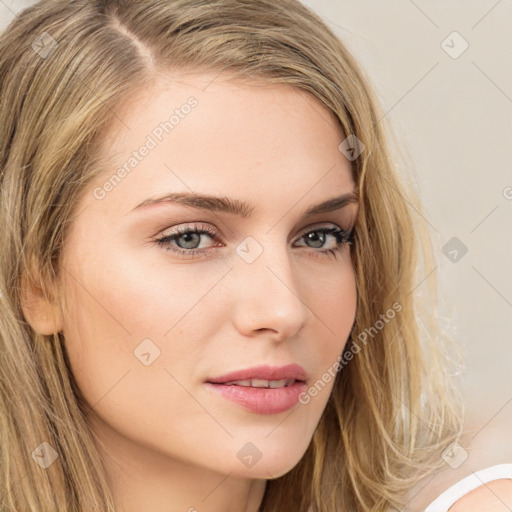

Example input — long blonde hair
[0,1,463,510]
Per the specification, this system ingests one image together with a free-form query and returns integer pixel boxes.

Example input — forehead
[87,71,355,217]
[99,70,347,156]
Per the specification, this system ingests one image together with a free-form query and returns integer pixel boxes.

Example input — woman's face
[57,71,358,480]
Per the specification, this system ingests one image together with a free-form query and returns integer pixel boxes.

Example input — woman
[0,0,483,510]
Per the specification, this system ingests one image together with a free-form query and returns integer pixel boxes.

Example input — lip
[206,364,308,384]
[204,364,308,415]
[205,381,307,414]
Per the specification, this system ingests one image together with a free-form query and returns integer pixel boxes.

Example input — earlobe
[20,271,63,336]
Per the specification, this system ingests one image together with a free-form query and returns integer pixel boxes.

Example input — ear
[20,269,63,335]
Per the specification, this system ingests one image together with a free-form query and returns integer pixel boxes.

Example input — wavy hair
[0,0,463,510]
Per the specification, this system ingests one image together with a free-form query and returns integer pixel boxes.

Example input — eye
[294,225,354,259]
[154,223,220,259]
[154,223,354,259]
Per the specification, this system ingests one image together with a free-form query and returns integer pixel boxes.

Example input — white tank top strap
[424,463,512,511]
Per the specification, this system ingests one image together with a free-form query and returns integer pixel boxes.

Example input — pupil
[179,233,200,249]
[307,232,325,248]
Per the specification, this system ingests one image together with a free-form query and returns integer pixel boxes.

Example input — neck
[87,411,267,512]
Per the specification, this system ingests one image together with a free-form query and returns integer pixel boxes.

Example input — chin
[225,441,309,480]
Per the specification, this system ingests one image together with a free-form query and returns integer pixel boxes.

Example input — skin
[24,71,359,512]
[450,479,512,511]
[406,416,512,511]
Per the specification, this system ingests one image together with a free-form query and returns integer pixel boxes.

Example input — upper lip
[206,364,308,384]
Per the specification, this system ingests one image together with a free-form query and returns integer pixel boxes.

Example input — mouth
[204,364,308,414]
[210,378,303,388]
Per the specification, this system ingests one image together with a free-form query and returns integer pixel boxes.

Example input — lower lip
[205,381,307,415]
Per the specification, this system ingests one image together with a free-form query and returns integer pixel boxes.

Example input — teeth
[252,379,270,388]
[226,379,252,387]
[268,379,291,388]
[223,379,294,388]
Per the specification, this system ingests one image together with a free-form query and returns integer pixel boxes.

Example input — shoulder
[448,478,512,511]
[424,464,512,512]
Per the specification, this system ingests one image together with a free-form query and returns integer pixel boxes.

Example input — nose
[229,240,309,342]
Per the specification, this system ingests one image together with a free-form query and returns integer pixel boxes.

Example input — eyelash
[154,223,354,260]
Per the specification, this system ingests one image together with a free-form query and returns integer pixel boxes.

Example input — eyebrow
[130,189,359,218]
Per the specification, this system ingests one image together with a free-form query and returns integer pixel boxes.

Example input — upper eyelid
[159,222,351,244]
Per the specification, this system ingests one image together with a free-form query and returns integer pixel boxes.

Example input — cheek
[308,254,357,350]
[58,248,229,404]
[58,262,220,454]
[300,256,357,403]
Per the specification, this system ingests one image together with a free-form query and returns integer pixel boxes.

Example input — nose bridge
[230,234,308,337]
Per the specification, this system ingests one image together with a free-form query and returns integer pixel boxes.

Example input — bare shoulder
[449,478,512,511]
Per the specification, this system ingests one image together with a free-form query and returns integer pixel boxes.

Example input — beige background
[299,0,512,468]
[1,1,511,506]
[298,3,512,505]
